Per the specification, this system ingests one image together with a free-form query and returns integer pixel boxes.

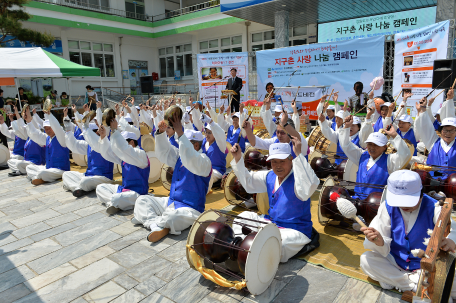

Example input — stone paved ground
[0,163,407,302]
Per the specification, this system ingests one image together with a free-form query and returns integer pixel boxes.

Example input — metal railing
[32,0,219,22]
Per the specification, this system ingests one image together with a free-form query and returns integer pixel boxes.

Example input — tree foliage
[0,0,54,47]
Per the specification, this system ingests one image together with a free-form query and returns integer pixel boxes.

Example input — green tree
[0,0,54,47]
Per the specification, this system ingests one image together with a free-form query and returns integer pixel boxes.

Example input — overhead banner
[197,53,249,108]
[256,36,384,119]
[220,0,273,12]
[318,7,437,43]
[270,87,323,120]
[393,20,450,117]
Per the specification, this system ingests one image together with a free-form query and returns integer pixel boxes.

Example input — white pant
[96,184,139,210]
[133,195,201,235]
[26,164,65,182]
[361,250,456,298]
[62,171,113,192]
[7,159,32,174]
[233,211,310,263]
[10,152,24,160]
[208,169,223,193]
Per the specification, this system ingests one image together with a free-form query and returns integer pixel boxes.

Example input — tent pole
[15,78,22,111]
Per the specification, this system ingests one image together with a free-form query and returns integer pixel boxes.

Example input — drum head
[146,151,161,183]
[73,153,87,167]
[224,171,238,202]
[226,142,233,168]
[255,192,269,215]
[141,134,155,152]
[318,177,335,224]
[186,210,220,270]
[308,125,322,146]
[245,224,281,295]
[0,145,10,164]
[160,164,172,191]
[308,150,323,166]
[343,160,358,183]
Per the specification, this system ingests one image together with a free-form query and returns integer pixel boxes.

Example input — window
[68,40,115,77]
[64,0,109,11]
[199,35,243,53]
[158,44,193,79]
[125,0,145,20]
[251,27,309,51]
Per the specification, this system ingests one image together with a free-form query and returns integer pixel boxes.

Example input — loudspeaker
[140,76,154,94]
[432,59,456,89]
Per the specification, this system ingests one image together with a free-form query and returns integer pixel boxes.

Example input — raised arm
[384,126,411,174]
[0,121,16,139]
[65,130,89,155]
[25,120,47,147]
[98,126,122,165]
[110,130,148,169]
[179,134,211,177]
[47,113,67,147]
[414,102,439,152]
[119,117,141,139]
[293,151,320,200]
[230,148,269,194]
[209,121,227,153]
[339,117,364,166]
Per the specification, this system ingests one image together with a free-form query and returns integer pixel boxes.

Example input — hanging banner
[393,20,450,117]
[256,36,384,119]
[197,53,249,108]
[270,87,323,120]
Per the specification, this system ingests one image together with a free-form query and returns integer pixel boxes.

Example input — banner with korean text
[197,53,249,108]
[256,36,384,120]
[393,20,449,117]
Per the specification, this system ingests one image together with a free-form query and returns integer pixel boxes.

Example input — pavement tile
[274,259,307,284]
[377,290,408,303]
[0,238,35,256]
[110,221,142,236]
[0,231,17,246]
[110,289,145,303]
[154,257,190,282]
[2,199,44,214]
[138,239,170,253]
[0,211,34,225]
[72,212,106,227]
[134,275,166,296]
[71,298,89,303]
[25,263,78,291]
[157,240,187,263]
[11,209,61,228]
[70,245,116,269]
[16,258,125,303]
[113,274,140,290]
[73,205,106,217]
[83,281,126,303]
[30,201,63,213]
[0,283,31,303]
[30,223,77,242]
[12,222,51,239]
[0,221,16,235]
[126,255,173,282]
[45,213,81,227]
[139,293,174,303]
[108,229,149,251]
[15,194,44,203]
[333,278,381,303]
[108,242,156,269]
[0,265,36,293]
[206,286,247,303]
[52,198,98,214]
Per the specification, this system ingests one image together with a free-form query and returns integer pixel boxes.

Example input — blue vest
[169,135,179,148]
[24,138,45,165]
[433,119,441,131]
[265,170,312,238]
[331,121,337,131]
[202,138,227,175]
[354,152,389,197]
[168,156,211,213]
[336,133,360,165]
[13,136,26,157]
[427,139,456,179]
[373,116,383,132]
[116,157,150,195]
[272,95,282,103]
[386,195,436,271]
[45,136,70,171]
[85,145,114,179]
[227,125,248,153]
[397,129,417,156]
[74,126,84,141]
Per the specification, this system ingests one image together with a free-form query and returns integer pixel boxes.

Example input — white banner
[272,87,323,117]
[393,21,450,117]
[197,53,249,108]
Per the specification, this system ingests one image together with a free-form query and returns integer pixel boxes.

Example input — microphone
[224,76,230,78]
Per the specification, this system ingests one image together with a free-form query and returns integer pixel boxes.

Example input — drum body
[186,210,282,295]
[314,136,336,156]
[141,134,155,152]
[223,171,252,206]
[160,164,174,191]
[146,151,161,183]
[73,153,88,167]
[226,142,233,168]
[243,148,270,171]
[341,160,358,183]
[308,125,323,146]
[0,145,10,165]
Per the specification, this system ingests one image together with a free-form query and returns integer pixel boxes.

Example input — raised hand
[318,112,326,123]
[320,94,328,103]
[83,104,89,112]
[344,115,353,128]
[403,91,413,101]
[366,106,375,119]
[428,96,436,106]
[360,227,384,246]
[447,88,454,100]
[99,125,107,139]
[230,143,243,163]
[384,124,397,138]
[63,107,68,117]
[290,135,301,156]
[97,101,102,109]
[220,104,225,113]
[32,108,37,115]
[158,120,167,133]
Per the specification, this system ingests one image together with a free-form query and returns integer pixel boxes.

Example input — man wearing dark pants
[225,68,243,113]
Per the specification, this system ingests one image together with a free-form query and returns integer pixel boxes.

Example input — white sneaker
[379,281,394,290]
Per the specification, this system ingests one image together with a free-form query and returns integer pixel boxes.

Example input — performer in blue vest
[24,112,70,185]
[230,140,319,262]
[96,117,150,214]
[340,116,411,198]
[393,114,418,156]
[52,108,115,197]
[359,170,456,293]
[132,113,212,243]
[316,92,341,129]
[0,112,25,161]
[365,92,406,133]
[4,106,45,176]
[244,112,308,159]
[200,113,227,193]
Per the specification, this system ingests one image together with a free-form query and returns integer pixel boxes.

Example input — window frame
[68,39,115,78]
[158,43,193,79]
[198,35,243,54]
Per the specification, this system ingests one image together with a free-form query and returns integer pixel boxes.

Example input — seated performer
[341,116,411,197]
[132,113,211,242]
[217,106,249,153]
[316,93,341,129]
[24,112,70,185]
[392,114,418,156]
[365,92,405,133]
[415,92,456,179]
[96,119,150,214]
[6,106,45,176]
[230,140,319,262]
[58,108,115,197]
[360,170,456,293]
[0,112,25,161]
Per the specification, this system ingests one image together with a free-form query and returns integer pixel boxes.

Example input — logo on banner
[407,41,413,48]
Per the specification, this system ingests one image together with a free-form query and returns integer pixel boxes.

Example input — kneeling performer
[132,112,212,243]
[360,170,456,294]
[230,140,319,263]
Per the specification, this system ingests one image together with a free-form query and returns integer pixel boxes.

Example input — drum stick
[452,77,456,89]
[266,88,275,100]
[327,89,334,102]
[425,73,452,98]
[433,89,445,99]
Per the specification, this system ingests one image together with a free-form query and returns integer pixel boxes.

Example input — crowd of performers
[2,82,456,299]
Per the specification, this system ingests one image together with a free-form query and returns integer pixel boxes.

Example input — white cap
[365,132,388,146]
[327,105,335,110]
[186,106,191,112]
[380,102,391,108]
[441,117,456,128]
[398,114,412,123]
[335,110,345,119]
[43,120,50,127]
[296,102,302,110]
[286,106,294,114]
[417,142,426,153]
[184,129,204,141]
[274,105,283,112]
[135,106,140,110]
[233,112,240,119]
[352,116,361,125]
[124,113,132,123]
[266,143,292,161]
[205,124,212,131]
[386,170,422,207]
[121,131,138,140]
[89,123,98,130]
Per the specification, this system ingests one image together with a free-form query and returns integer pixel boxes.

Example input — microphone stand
[206,76,229,111]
